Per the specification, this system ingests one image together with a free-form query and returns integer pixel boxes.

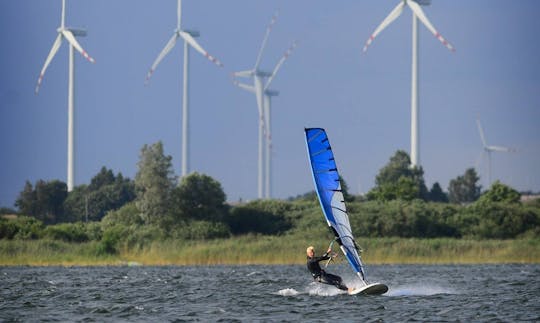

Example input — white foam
[306,283,346,297]
[247,271,262,277]
[385,284,457,296]
[277,288,300,296]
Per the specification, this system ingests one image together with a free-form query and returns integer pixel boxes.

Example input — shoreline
[1,260,539,267]
[1,236,538,266]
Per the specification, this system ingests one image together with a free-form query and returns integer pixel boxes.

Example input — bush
[84,222,103,241]
[226,200,293,235]
[457,202,540,239]
[347,200,459,238]
[0,216,44,240]
[43,222,92,242]
[97,225,128,254]
[170,221,231,240]
[101,203,143,229]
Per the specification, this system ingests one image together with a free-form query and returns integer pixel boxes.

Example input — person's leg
[321,272,348,291]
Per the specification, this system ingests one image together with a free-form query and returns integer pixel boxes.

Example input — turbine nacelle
[412,0,431,6]
[265,89,279,97]
[255,70,272,78]
[58,27,87,37]
[178,29,200,38]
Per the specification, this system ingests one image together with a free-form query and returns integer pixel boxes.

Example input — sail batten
[305,127,366,281]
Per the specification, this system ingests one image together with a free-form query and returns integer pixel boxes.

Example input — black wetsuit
[307,253,348,291]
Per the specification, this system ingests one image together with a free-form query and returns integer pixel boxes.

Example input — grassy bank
[1,236,539,266]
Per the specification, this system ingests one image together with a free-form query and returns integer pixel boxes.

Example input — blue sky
[1,0,539,207]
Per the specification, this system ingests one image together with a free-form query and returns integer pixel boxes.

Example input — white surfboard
[348,282,388,296]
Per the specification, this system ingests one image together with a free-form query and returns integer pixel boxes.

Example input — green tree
[170,172,228,223]
[339,176,354,202]
[225,200,292,235]
[15,180,67,224]
[448,168,481,204]
[62,185,89,222]
[88,166,116,191]
[428,182,449,203]
[367,150,428,201]
[63,169,136,222]
[134,142,176,226]
[287,190,317,202]
[15,181,36,217]
[478,181,520,204]
[0,207,17,215]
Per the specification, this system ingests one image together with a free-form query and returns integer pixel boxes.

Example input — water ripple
[0,264,538,321]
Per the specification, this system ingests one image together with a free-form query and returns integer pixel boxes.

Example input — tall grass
[1,236,538,266]
[0,240,118,266]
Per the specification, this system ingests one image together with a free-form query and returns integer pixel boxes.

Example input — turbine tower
[35,0,95,192]
[363,0,454,167]
[145,0,223,178]
[476,119,515,186]
[232,12,296,199]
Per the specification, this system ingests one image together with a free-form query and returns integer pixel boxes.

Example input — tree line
[1,143,539,254]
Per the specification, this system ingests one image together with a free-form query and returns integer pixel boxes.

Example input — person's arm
[322,247,332,258]
[310,248,333,262]
[313,253,331,262]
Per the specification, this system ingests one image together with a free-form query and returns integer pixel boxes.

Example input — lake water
[1,264,539,321]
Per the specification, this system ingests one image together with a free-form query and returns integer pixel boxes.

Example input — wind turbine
[35,0,95,192]
[232,12,296,199]
[363,0,455,167]
[476,119,515,186]
[262,42,297,199]
[145,0,223,178]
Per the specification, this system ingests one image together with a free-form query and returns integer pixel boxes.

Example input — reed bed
[1,236,538,266]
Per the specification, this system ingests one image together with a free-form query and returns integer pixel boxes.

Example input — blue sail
[304,128,365,281]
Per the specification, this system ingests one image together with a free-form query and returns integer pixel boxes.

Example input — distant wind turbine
[232,11,297,199]
[262,42,297,199]
[35,0,95,192]
[363,0,455,167]
[476,119,515,186]
[145,0,223,178]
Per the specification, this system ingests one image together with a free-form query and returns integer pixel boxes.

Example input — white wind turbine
[363,0,455,167]
[476,119,515,186]
[261,42,297,199]
[232,12,297,199]
[35,0,95,192]
[145,0,223,178]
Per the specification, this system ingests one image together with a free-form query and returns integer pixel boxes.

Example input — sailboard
[304,128,388,296]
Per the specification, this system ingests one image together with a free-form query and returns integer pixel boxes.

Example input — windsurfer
[306,246,350,292]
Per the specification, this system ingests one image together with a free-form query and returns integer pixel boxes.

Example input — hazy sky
[1,0,539,207]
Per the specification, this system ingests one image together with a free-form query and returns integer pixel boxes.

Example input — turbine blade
[254,10,279,69]
[61,0,66,29]
[145,33,179,84]
[179,31,224,67]
[177,0,182,30]
[363,1,405,53]
[232,70,254,78]
[487,145,514,153]
[61,29,95,63]
[232,80,256,93]
[476,119,487,148]
[264,40,297,90]
[35,33,63,93]
[407,0,455,52]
